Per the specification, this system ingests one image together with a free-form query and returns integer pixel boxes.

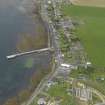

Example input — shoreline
[2,0,53,105]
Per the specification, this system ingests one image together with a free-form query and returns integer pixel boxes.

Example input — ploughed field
[62,5,105,67]
[71,0,105,7]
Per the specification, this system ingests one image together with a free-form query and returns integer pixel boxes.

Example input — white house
[61,63,70,68]
[37,98,46,105]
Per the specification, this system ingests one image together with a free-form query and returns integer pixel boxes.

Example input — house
[85,61,92,69]
[37,98,46,105]
[61,63,70,68]
[47,0,52,4]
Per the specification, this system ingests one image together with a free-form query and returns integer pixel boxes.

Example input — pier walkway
[6,47,54,59]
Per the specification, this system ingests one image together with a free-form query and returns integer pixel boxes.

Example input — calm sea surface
[0,0,51,104]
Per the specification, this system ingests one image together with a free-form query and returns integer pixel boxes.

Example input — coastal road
[23,0,65,105]
[23,63,57,105]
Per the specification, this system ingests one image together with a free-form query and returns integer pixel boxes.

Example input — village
[22,0,105,105]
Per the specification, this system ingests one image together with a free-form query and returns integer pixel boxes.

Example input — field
[62,5,105,67]
[47,81,75,105]
[71,0,105,7]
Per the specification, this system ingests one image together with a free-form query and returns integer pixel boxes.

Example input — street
[23,0,72,105]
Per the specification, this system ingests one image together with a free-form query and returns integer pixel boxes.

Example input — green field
[48,82,75,105]
[62,5,105,67]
